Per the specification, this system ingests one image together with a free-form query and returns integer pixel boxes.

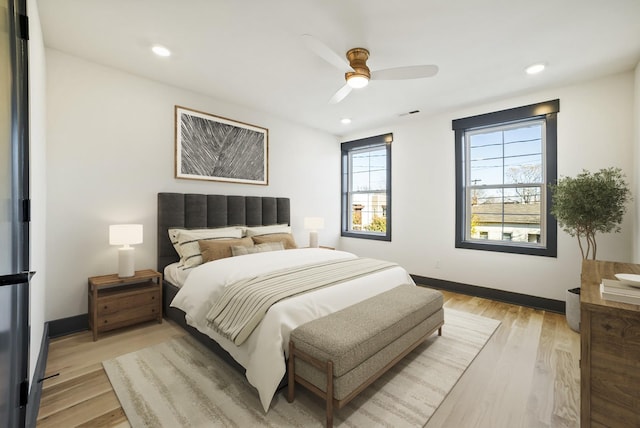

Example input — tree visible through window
[341,134,392,241]
[453,100,559,256]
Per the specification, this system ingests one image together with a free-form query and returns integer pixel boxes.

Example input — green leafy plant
[549,167,631,260]
[364,216,387,232]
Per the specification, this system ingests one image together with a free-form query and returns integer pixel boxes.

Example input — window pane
[350,148,386,192]
[469,131,504,186]
[349,192,386,233]
[470,187,541,243]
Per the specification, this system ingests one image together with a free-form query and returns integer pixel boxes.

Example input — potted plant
[549,167,631,331]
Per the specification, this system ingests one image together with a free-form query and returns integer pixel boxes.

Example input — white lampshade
[109,224,143,277]
[109,224,143,246]
[304,217,324,248]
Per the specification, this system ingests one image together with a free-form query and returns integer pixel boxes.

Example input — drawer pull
[103,320,108,324]
[103,305,108,310]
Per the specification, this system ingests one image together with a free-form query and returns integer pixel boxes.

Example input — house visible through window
[341,133,392,241]
[453,100,559,256]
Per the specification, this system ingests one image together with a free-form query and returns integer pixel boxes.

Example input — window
[341,133,392,241]
[453,100,559,256]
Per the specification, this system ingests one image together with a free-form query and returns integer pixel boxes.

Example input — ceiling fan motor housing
[345,48,371,81]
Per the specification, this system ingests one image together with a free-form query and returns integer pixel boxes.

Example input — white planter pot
[566,287,581,332]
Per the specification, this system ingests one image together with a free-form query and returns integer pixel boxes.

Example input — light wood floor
[36,291,580,427]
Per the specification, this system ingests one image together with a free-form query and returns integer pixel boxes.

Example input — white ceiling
[37,0,640,136]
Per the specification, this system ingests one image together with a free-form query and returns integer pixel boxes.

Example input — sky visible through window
[351,147,387,192]
[469,121,543,204]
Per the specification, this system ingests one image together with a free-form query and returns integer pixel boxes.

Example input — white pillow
[244,224,291,237]
[169,227,244,268]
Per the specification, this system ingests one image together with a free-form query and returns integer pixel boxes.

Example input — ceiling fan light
[347,74,369,89]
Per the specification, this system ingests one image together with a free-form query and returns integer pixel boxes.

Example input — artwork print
[175,106,268,185]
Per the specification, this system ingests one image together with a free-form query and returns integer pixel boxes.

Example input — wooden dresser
[580,260,640,427]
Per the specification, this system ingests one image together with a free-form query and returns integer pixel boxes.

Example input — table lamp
[109,224,143,277]
[304,217,325,248]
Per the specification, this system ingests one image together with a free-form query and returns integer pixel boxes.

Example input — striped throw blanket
[205,257,398,345]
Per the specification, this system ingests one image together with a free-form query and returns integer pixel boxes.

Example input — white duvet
[170,248,415,412]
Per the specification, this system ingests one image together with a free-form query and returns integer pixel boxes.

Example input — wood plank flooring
[36,291,580,427]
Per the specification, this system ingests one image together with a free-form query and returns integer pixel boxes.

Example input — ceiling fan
[302,34,439,104]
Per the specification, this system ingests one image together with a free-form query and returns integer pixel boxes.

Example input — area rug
[103,308,500,427]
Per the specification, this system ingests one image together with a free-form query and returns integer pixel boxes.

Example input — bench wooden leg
[287,341,295,403]
[438,326,442,336]
[326,360,333,428]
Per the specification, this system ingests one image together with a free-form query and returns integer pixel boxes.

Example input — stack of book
[600,278,640,305]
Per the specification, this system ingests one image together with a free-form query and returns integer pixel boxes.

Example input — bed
[157,192,416,412]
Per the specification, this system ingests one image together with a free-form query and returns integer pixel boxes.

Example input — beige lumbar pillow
[251,233,297,249]
[198,237,254,263]
[231,241,284,256]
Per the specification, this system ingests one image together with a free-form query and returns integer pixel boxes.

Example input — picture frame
[175,106,269,185]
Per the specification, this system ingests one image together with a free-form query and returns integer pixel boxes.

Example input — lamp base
[309,231,319,248]
[118,247,135,277]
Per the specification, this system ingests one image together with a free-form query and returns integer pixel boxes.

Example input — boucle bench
[287,284,444,428]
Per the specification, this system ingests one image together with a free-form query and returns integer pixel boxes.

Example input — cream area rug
[103,308,500,427]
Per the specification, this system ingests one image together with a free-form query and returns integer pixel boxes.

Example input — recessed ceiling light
[341,118,352,125]
[525,63,545,75]
[151,45,171,57]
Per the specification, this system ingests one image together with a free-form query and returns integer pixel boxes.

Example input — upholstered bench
[287,284,444,428]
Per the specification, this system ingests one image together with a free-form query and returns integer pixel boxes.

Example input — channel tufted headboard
[157,193,291,272]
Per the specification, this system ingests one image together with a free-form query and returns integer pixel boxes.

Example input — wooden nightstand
[88,269,162,341]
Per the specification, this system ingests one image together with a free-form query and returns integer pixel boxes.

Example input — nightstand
[88,269,162,341]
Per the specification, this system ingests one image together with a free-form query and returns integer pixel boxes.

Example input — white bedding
[170,248,415,412]
[163,262,192,288]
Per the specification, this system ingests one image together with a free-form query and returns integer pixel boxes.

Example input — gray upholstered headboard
[157,193,291,272]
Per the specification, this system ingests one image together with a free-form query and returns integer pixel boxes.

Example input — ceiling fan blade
[371,65,439,80]
[329,83,353,104]
[302,34,349,71]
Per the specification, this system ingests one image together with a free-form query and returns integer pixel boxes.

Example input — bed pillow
[170,227,244,267]
[231,241,284,256]
[244,224,291,237]
[251,233,298,249]
[199,237,254,263]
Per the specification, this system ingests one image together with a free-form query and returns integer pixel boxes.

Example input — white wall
[341,72,636,302]
[27,0,46,386]
[45,49,340,320]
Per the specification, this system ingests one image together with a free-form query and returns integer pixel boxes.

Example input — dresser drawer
[590,310,640,357]
[97,303,160,332]
[98,287,160,315]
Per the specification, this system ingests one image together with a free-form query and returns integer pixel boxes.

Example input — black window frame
[341,133,392,241]
[452,100,559,257]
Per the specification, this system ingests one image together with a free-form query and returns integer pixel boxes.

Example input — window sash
[463,119,547,247]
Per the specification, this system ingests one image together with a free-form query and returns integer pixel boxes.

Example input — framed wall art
[175,106,269,185]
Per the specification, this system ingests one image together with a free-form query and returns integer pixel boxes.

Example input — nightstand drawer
[97,303,160,332]
[97,287,160,315]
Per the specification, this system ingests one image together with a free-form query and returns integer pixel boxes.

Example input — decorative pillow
[244,224,291,237]
[170,227,244,267]
[199,237,254,263]
[251,233,297,250]
[231,241,284,256]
